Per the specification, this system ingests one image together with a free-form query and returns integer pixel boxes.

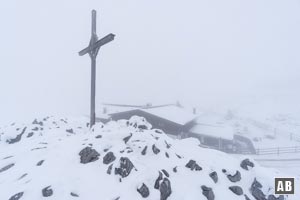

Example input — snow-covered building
[97,104,255,154]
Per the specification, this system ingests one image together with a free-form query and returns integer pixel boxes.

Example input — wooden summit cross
[79,10,115,128]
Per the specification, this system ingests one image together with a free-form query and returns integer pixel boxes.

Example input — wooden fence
[255,146,300,155]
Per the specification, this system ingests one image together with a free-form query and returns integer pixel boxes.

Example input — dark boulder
[27,132,34,138]
[173,167,177,173]
[240,159,255,170]
[227,170,241,182]
[185,160,202,171]
[79,147,100,164]
[160,178,172,200]
[209,171,218,183]
[152,144,160,154]
[9,192,23,200]
[137,183,150,198]
[95,135,102,139]
[42,186,53,197]
[229,186,244,195]
[201,185,215,200]
[103,152,116,165]
[114,157,134,178]
[165,152,169,158]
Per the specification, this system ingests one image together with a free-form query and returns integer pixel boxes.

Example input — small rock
[222,169,227,173]
[244,194,251,200]
[103,152,116,165]
[70,192,79,197]
[251,178,266,200]
[66,129,74,134]
[114,157,134,178]
[137,183,150,198]
[141,146,147,155]
[123,133,132,144]
[227,170,241,182]
[18,173,28,180]
[152,144,160,154]
[209,171,218,183]
[79,147,100,164]
[165,152,169,158]
[32,127,39,131]
[0,163,14,173]
[42,186,53,197]
[201,185,215,200]
[95,135,102,139]
[9,192,23,200]
[164,140,171,148]
[36,160,44,166]
[173,167,177,173]
[107,164,113,175]
[160,178,172,200]
[27,132,34,138]
[185,160,202,171]
[162,169,169,177]
[229,186,244,195]
[138,125,148,129]
[175,154,182,159]
[240,159,254,170]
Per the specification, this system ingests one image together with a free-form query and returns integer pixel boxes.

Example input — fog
[1,0,300,124]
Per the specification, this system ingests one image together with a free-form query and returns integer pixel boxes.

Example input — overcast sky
[0,0,300,123]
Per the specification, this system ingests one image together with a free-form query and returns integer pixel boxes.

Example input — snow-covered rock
[0,116,298,200]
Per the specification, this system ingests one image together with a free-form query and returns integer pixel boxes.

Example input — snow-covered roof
[142,106,197,125]
[189,124,234,140]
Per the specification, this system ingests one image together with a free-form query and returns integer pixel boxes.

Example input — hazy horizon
[1,0,300,124]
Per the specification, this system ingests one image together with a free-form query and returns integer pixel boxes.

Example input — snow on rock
[0,116,298,200]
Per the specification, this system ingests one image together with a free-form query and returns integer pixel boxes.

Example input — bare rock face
[79,147,100,164]
[240,159,254,170]
[137,183,150,198]
[114,157,134,178]
[250,178,266,200]
[160,178,172,200]
[9,192,24,200]
[201,185,215,200]
[209,171,218,183]
[227,170,241,182]
[42,186,53,197]
[185,160,202,171]
[229,186,244,195]
[103,152,116,165]
[152,144,160,154]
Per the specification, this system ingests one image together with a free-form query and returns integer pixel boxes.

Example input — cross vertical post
[79,10,115,128]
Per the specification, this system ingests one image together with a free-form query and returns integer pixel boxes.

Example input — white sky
[0,0,300,123]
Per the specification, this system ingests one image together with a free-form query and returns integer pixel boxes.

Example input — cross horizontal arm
[79,33,115,56]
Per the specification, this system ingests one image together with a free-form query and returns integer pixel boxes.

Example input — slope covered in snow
[0,116,298,200]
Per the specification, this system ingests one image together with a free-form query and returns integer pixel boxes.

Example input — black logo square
[275,178,294,194]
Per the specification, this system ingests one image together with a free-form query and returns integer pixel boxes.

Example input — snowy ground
[0,116,298,200]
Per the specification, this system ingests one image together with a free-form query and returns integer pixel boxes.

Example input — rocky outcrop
[160,178,172,200]
[42,186,53,197]
[209,171,218,183]
[152,144,160,154]
[240,159,254,170]
[229,186,243,195]
[227,170,241,182]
